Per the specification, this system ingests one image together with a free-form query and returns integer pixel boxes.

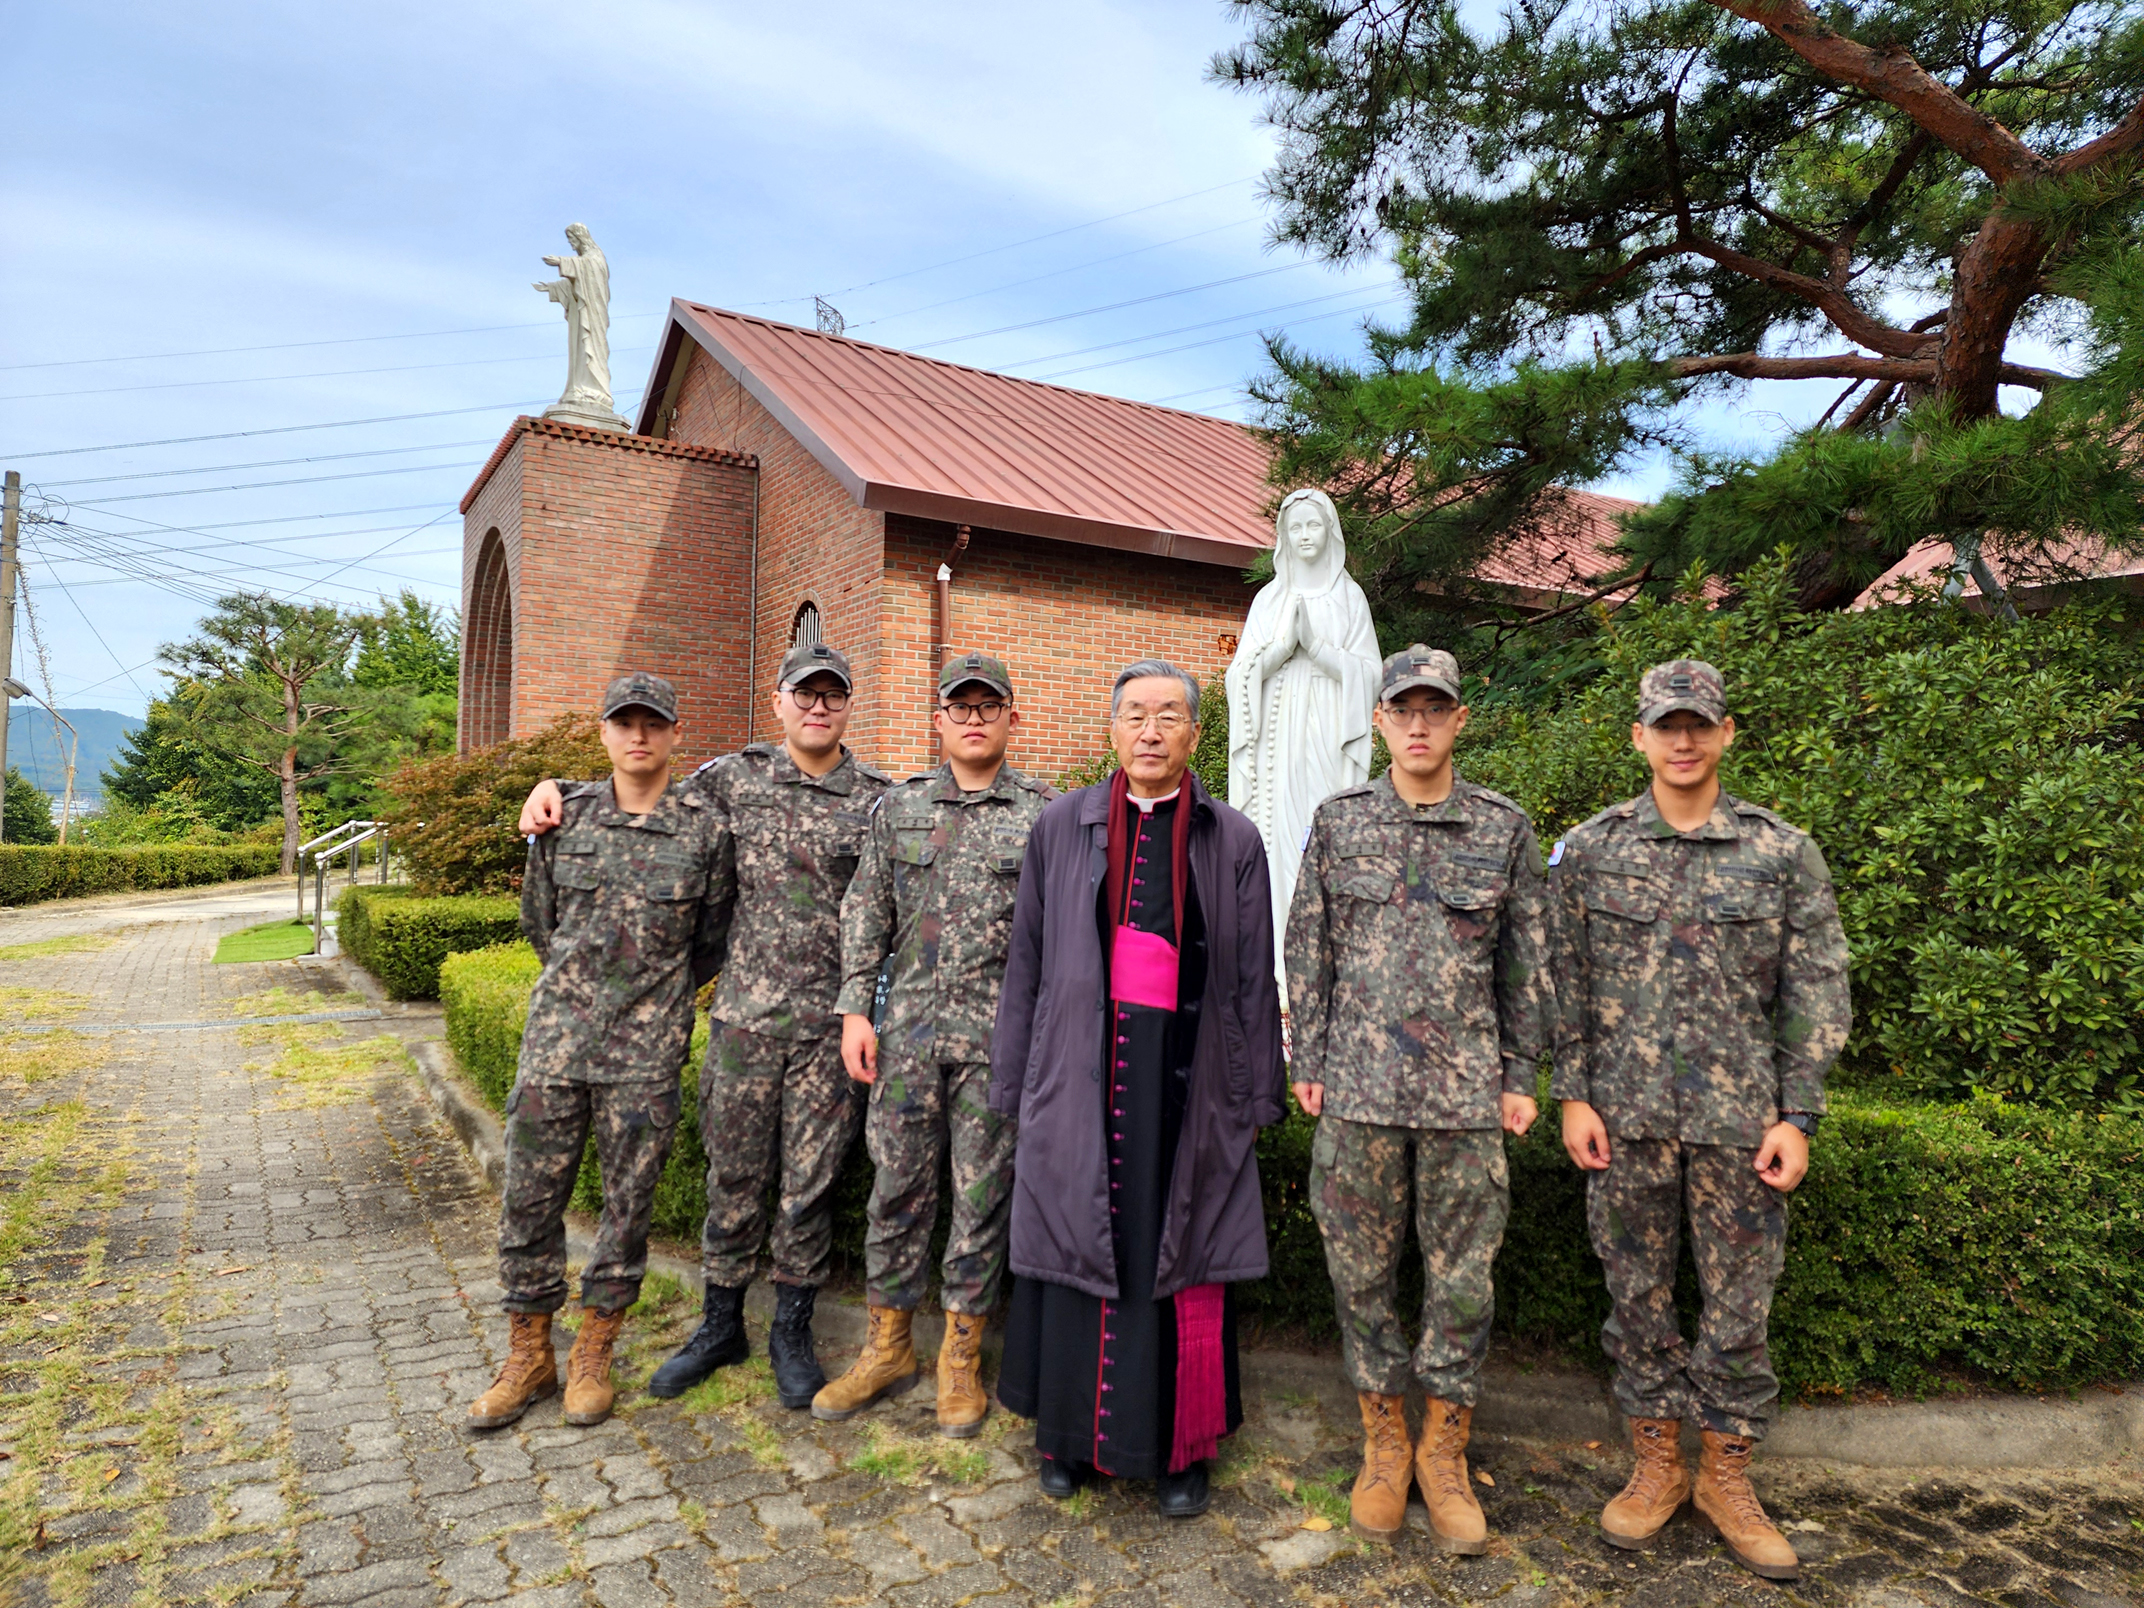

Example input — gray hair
[1111,659,1201,718]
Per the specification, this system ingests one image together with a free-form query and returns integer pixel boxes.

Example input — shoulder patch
[1327,782,1376,803]
[1548,839,1566,868]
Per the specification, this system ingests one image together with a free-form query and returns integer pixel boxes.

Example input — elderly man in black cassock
[988,659,1287,1517]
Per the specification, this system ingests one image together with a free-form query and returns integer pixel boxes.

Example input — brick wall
[883,514,1257,783]
[456,419,757,768]
[665,352,889,758]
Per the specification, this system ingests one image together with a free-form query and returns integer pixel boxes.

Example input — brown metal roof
[637,301,1277,567]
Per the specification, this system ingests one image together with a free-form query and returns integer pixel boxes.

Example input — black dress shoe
[646,1283,748,1399]
[1157,1461,1210,1518]
[1038,1456,1088,1499]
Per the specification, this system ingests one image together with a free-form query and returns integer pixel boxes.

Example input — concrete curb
[404,1034,2142,1469]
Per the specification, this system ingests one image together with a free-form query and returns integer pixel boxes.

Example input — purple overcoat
[987,774,1287,1300]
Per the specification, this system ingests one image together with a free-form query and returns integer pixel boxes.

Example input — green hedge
[0,844,284,906]
[438,945,2144,1397]
[338,885,522,1000]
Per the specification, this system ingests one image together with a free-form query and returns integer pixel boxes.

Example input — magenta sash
[1109,926,1180,1011]
[1171,1283,1226,1471]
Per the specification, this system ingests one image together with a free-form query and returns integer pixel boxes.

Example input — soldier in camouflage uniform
[518,641,891,1410]
[1550,659,1851,1581]
[812,652,1053,1436]
[470,673,727,1433]
[1285,646,1554,1552]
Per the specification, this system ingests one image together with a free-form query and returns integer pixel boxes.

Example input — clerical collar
[1125,790,1175,814]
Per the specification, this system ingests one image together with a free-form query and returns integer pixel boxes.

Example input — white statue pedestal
[542,401,630,432]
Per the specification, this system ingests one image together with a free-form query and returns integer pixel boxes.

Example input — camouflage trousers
[1309,1117,1510,1404]
[498,1076,681,1315]
[863,1056,1016,1315]
[1587,1137,1787,1440]
[698,1023,864,1289]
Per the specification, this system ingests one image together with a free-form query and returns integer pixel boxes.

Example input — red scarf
[1102,765,1225,1472]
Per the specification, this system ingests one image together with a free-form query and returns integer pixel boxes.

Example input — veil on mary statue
[1224,488,1382,991]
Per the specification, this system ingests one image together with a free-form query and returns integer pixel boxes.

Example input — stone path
[2,892,2141,1608]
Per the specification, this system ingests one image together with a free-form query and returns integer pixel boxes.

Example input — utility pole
[0,471,19,841]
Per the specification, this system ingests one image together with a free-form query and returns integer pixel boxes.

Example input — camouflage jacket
[835,762,1056,1065]
[1548,788,1852,1148]
[1284,773,1555,1131]
[688,742,891,1040]
[518,779,728,1085]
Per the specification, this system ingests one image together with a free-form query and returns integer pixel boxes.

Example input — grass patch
[211,919,316,965]
[1275,1466,1355,1530]
[0,1031,108,1089]
[735,1413,787,1469]
[0,987,92,1024]
[224,986,365,1019]
[676,1353,778,1414]
[845,1422,991,1487]
[0,933,117,962]
[238,1024,411,1107]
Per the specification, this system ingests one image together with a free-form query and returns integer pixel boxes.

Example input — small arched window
[791,600,823,648]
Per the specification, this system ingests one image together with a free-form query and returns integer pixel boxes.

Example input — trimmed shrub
[436,949,2144,1396]
[0,843,283,906]
[380,714,611,896]
[1458,554,2144,1109]
[338,885,521,1000]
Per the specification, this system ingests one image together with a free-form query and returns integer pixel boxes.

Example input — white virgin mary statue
[1225,488,1381,993]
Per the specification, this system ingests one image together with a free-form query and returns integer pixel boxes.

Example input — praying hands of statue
[1289,595,1342,682]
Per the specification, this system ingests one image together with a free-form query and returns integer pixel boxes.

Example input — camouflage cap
[1380,644,1463,703]
[777,640,854,692]
[1638,659,1728,725]
[938,651,1013,700]
[600,670,679,723]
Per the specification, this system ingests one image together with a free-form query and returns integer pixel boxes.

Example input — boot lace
[943,1315,982,1386]
[1421,1406,1470,1500]
[1621,1422,1679,1506]
[1708,1439,1769,1527]
[570,1314,619,1385]
[1362,1398,1408,1493]
[494,1315,549,1390]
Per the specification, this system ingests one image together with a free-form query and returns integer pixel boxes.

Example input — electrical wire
[1034,295,1407,381]
[3,400,554,460]
[60,459,485,507]
[0,347,654,405]
[997,283,1398,372]
[909,262,1311,351]
[0,313,664,374]
[37,438,501,489]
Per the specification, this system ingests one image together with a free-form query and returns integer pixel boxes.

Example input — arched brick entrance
[463,529,514,748]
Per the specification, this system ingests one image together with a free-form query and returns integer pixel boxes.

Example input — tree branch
[1685,238,1931,354]
[1706,0,2050,185]
[1671,351,2068,388]
[1834,128,1934,285]
[2057,93,2144,174]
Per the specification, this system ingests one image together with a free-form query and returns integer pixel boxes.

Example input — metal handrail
[296,819,381,921]
[311,824,387,940]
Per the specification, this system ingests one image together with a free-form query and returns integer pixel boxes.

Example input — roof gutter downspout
[747,465,761,743]
[932,523,971,741]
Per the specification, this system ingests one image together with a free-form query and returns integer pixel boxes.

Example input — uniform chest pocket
[1705,865,1786,923]
[890,835,939,868]
[644,873,707,903]
[1589,865,1663,924]
[553,850,601,892]
[1435,872,1506,939]
[987,827,1028,878]
[1334,857,1405,906]
[827,808,869,861]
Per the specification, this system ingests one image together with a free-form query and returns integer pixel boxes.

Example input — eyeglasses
[941,699,1007,725]
[1381,702,1460,727]
[789,686,851,712]
[1114,710,1192,734]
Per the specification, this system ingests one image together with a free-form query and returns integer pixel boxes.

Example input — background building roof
[641,301,1277,566]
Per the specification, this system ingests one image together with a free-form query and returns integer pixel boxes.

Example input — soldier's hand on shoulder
[1754,1121,1809,1193]
[520,778,565,836]
[1500,1091,1537,1137]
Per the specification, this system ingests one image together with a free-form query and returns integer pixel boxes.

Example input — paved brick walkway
[3,895,2141,1608]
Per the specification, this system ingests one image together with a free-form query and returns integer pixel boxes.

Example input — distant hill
[6,708,143,801]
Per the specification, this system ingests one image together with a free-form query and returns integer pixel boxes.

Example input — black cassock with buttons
[997,791,1243,1479]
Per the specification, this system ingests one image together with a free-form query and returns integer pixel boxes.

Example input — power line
[0,313,663,374]
[64,458,484,507]
[0,346,652,405]
[773,175,1260,306]
[35,437,500,490]
[998,283,1398,372]
[910,263,1312,352]
[3,400,553,460]
[1034,294,1407,381]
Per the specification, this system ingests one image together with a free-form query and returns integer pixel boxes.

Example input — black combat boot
[646,1282,748,1399]
[767,1282,827,1409]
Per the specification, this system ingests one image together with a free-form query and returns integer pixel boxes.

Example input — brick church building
[456,300,1633,780]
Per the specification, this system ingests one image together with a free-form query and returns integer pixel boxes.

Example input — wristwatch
[1780,1112,1821,1137]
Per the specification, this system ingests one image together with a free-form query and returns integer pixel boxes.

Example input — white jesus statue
[535,223,628,432]
[1225,488,1381,995]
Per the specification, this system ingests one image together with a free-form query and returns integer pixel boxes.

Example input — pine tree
[1215,0,2144,614]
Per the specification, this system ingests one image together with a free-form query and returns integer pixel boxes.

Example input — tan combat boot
[562,1307,626,1426]
[1694,1429,1800,1580]
[1600,1417,1691,1548]
[468,1311,559,1429]
[1413,1397,1488,1554]
[1348,1392,1412,1542]
[811,1303,919,1422]
[936,1310,990,1438]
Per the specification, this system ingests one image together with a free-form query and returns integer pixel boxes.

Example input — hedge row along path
[3,887,2141,1608]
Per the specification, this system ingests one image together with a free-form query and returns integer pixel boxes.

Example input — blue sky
[1,0,2062,723]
